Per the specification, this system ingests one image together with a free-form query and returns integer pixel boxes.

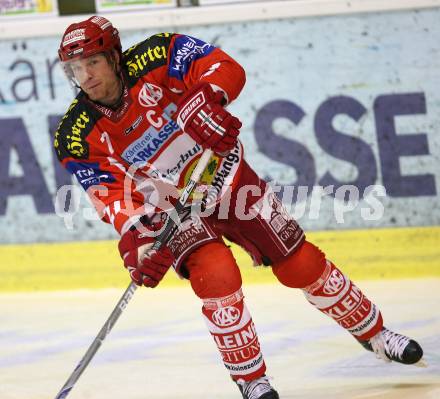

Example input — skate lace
[238,375,273,399]
[370,328,410,361]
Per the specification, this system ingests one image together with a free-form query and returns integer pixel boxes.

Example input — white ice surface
[1,279,439,399]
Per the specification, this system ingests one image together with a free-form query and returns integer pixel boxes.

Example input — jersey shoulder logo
[65,161,116,191]
[54,94,100,161]
[123,33,173,80]
[168,34,215,80]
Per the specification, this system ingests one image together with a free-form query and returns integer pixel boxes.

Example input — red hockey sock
[202,289,266,381]
[302,260,383,340]
[186,243,266,381]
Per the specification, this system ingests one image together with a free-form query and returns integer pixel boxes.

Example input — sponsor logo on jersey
[212,306,241,327]
[122,119,179,164]
[138,83,163,107]
[267,193,302,246]
[65,111,90,158]
[124,33,170,58]
[66,161,115,190]
[126,45,168,77]
[150,143,201,182]
[168,214,215,263]
[63,28,85,46]
[201,144,241,205]
[179,152,221,201]
[124,115,143,135]
[169,36,214,79]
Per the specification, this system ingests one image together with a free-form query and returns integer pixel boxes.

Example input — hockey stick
[54,148,213,399]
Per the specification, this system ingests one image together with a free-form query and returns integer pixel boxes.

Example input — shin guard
[303,260,383,340]
[202,289,266,381]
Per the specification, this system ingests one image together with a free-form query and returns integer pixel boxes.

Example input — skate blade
[414,358,428,368]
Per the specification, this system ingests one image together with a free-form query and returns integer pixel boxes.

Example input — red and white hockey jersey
[54,33,246,235]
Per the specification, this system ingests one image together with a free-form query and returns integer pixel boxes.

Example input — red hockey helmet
[58,15,121,62]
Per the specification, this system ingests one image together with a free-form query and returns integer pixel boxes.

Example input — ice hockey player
[54,15,424,399]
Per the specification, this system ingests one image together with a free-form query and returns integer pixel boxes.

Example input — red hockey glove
[118,216,174,288]
[176,82,242,155]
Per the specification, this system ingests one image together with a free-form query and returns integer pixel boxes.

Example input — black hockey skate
[236,375,280,399]
[358,327,425,366]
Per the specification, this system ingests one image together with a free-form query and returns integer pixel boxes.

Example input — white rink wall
[1,0,439,38]
[0,1,439,243]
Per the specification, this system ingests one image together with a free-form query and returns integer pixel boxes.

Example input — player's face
[69,53,120,105]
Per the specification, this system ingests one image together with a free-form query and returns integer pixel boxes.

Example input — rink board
[1,8,440,244]
[0,280,439,399]
[0,225,439,292]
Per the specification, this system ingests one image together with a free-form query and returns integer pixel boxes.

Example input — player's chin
[86,89,104,102]
[83,83,102,97]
